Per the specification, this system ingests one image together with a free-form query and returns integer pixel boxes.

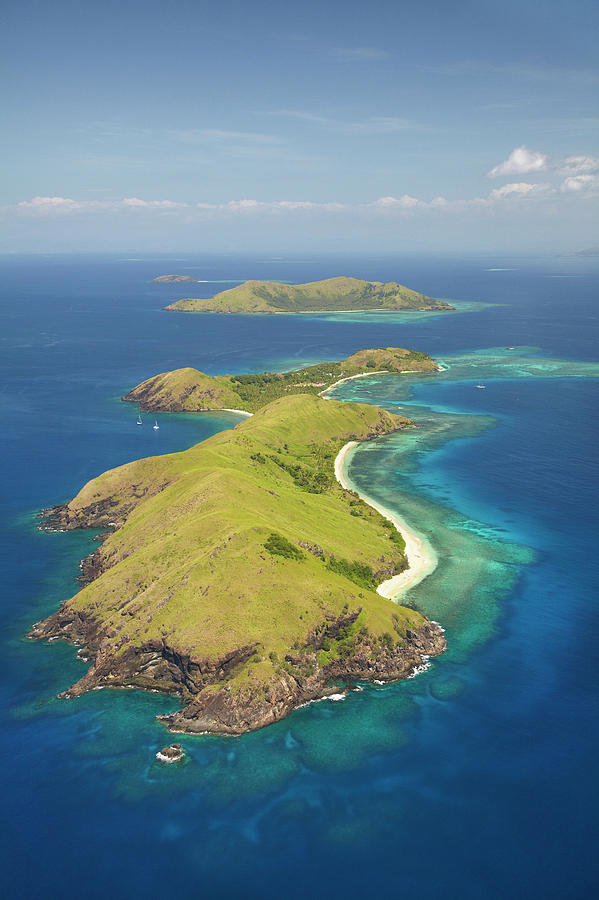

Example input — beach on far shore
[319,370,387,397]
[334,441,437,599]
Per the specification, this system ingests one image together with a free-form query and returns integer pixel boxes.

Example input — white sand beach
[319,370,386,397]
[334,441,437,598]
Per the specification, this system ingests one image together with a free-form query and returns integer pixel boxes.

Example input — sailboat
[136,413,143,425]
[153,420,159,430]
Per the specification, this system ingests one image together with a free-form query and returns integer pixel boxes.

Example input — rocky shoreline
[32,504,445,737]
[29,583,445,735]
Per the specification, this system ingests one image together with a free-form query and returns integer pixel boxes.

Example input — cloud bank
[8,143,597,223]
[16,196,188,214]
[8,185,565,219]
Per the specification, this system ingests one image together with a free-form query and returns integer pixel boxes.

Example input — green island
[153,274,199,283]
[31,394,445,735]
[165,275,454,315]
[123,346,438,413]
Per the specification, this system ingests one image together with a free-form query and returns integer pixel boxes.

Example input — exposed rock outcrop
[156,744,184,762]
[29,603,445,736]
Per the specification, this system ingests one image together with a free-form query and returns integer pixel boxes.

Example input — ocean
[1,253,597,898]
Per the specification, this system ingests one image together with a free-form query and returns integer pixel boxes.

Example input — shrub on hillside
[264,532,305,560]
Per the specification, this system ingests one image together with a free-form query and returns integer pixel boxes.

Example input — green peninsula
[123,346,438,413]
[165,276,453,314]
[32,395,445,735]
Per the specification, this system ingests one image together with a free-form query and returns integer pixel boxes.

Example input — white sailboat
[153,420,159,430]
[137,413,143,425]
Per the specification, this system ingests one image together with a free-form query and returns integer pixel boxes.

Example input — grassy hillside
[123,346,438,413]
[33,395,445,734]
[165,276,453,314]
[123,367,242,412]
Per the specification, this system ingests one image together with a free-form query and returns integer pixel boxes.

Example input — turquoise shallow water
[1,254,598,897]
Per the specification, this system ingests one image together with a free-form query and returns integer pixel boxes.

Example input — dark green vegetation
[325,556,377,590]
[123,346,438,413]
[165,276,453,314]
[32,395,445,735]
[264,532,305,560]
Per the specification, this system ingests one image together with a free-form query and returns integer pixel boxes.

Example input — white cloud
[371,195,423,209]
[121,197,187,208]
[560,174,599,192]
[329,46,389,61]
[488,146,548,177]
[226,199,261,212]
[17,196,84,214]
[488,182,550,201]
[196,199,343,214]
[14,196,188,215]
[559,155,599,175]
[275,200,337,209]
[369,195,451,211]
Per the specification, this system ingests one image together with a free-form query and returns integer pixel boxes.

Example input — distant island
[560,247,599,258]
[31,394,445,735]
[153,274,200,283]
[123,346,439,413]
[164,276,454,314]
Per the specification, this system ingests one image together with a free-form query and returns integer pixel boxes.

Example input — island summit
[164,276,454,315]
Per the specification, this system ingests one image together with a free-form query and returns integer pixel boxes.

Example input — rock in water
[156,744,184,763]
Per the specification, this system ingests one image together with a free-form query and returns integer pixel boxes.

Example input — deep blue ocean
[1,254,597,898]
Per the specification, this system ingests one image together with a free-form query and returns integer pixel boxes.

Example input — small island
[164,276,453,315]
[122,346,438,413]
[30,394,445,736]
[153,274,199,283]
[156,744,185,763]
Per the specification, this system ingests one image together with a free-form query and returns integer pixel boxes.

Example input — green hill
[123,346,438,413]
[165,276,453,314]
[31,395,445,736]
[123,367,243,412]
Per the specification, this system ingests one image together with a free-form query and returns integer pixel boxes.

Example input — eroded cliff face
[41,476,172,533]
[160,620,446,735]
[29,603,445,736]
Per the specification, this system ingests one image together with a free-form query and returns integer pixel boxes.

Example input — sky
[1,0,598,253]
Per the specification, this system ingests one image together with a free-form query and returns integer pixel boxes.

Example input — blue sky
[1,0,597,252]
